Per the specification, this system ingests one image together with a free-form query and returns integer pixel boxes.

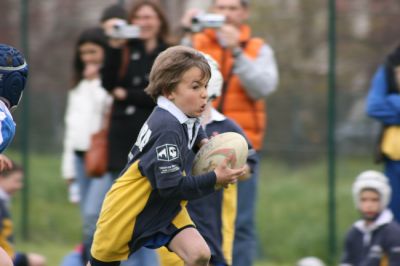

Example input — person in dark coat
[101,1,171,175]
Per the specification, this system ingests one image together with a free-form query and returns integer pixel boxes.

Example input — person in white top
[61,27,113,262]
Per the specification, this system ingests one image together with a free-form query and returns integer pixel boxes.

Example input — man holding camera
[182,0,278,265]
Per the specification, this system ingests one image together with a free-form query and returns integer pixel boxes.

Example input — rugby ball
[192,132,248,176]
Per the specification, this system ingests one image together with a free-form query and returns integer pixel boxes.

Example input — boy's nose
[201,90,208,99]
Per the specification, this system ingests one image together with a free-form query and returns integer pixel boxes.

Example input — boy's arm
[158,172,216,200]
[339,229,355,266]
[384,224,400,265]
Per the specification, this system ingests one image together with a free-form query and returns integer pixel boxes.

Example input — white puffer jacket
[61,79,112,179]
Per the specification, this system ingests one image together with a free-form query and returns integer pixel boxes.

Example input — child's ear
[166,90,175,101]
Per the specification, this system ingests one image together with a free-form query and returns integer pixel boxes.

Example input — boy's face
[0,171,23,196]
[359,189,381,220]
[167,67,208,118]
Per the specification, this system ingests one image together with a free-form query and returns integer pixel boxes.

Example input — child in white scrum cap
[340,170,400,266]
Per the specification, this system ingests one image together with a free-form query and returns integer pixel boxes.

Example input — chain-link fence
[2,0,400,264]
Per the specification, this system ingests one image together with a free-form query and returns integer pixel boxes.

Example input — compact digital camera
[108,21,141,39]
[191,14,226,32]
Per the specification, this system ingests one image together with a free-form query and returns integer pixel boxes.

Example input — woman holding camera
[101,0,170,178]
[100,2,171,265]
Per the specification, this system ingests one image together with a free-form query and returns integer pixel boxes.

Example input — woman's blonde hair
[145,46,211,100]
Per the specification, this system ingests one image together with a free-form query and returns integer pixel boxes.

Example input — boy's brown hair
[145,46,211,100]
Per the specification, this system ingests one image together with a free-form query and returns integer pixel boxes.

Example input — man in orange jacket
[182,0,279,265]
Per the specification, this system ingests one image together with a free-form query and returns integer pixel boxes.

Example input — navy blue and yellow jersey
[91,97,217,263]
[157,109,258,266]
[0,197,14,258]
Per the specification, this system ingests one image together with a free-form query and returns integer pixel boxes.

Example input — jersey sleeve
[384,224,400,265]
[340,228,356,266]
[0,103,15,153]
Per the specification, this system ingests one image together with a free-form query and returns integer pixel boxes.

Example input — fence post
[327,0,337,264]
[20,0,30,240]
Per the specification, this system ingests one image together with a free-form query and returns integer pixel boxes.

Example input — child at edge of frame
[340,170,400,265]
[87,45,246,266]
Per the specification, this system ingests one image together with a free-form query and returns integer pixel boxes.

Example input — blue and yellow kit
[158,108,258,266]
[340,209,400,266]
[90,96,217,264]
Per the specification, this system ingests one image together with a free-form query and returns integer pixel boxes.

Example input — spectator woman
[61,27,113,262]
[100,1,171,265]
[101,1,170,179]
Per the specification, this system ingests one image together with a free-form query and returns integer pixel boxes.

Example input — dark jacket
[101,39,168,172]
[341,210,400,266]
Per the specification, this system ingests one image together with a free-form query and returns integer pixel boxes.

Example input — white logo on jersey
[156,144,179,161]
[135,123,152,151]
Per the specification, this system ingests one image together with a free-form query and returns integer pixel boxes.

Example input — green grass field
[7,152,379,265]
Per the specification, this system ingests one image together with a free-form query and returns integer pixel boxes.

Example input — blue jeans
[60,251,84,266]
[75,154,114,261]
[233,154,260,266]
[384,159,400,222]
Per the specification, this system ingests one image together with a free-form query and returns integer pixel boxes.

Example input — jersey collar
[354,208,393,232]
[210,108,226,122]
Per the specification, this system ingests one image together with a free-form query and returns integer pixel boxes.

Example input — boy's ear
[166,90,175,101]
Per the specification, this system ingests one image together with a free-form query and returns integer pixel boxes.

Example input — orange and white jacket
[192,25,278,150]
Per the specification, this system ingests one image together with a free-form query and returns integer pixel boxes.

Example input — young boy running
[340,170,400,266]
[88,46,246,266]
[158,54,257,266]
